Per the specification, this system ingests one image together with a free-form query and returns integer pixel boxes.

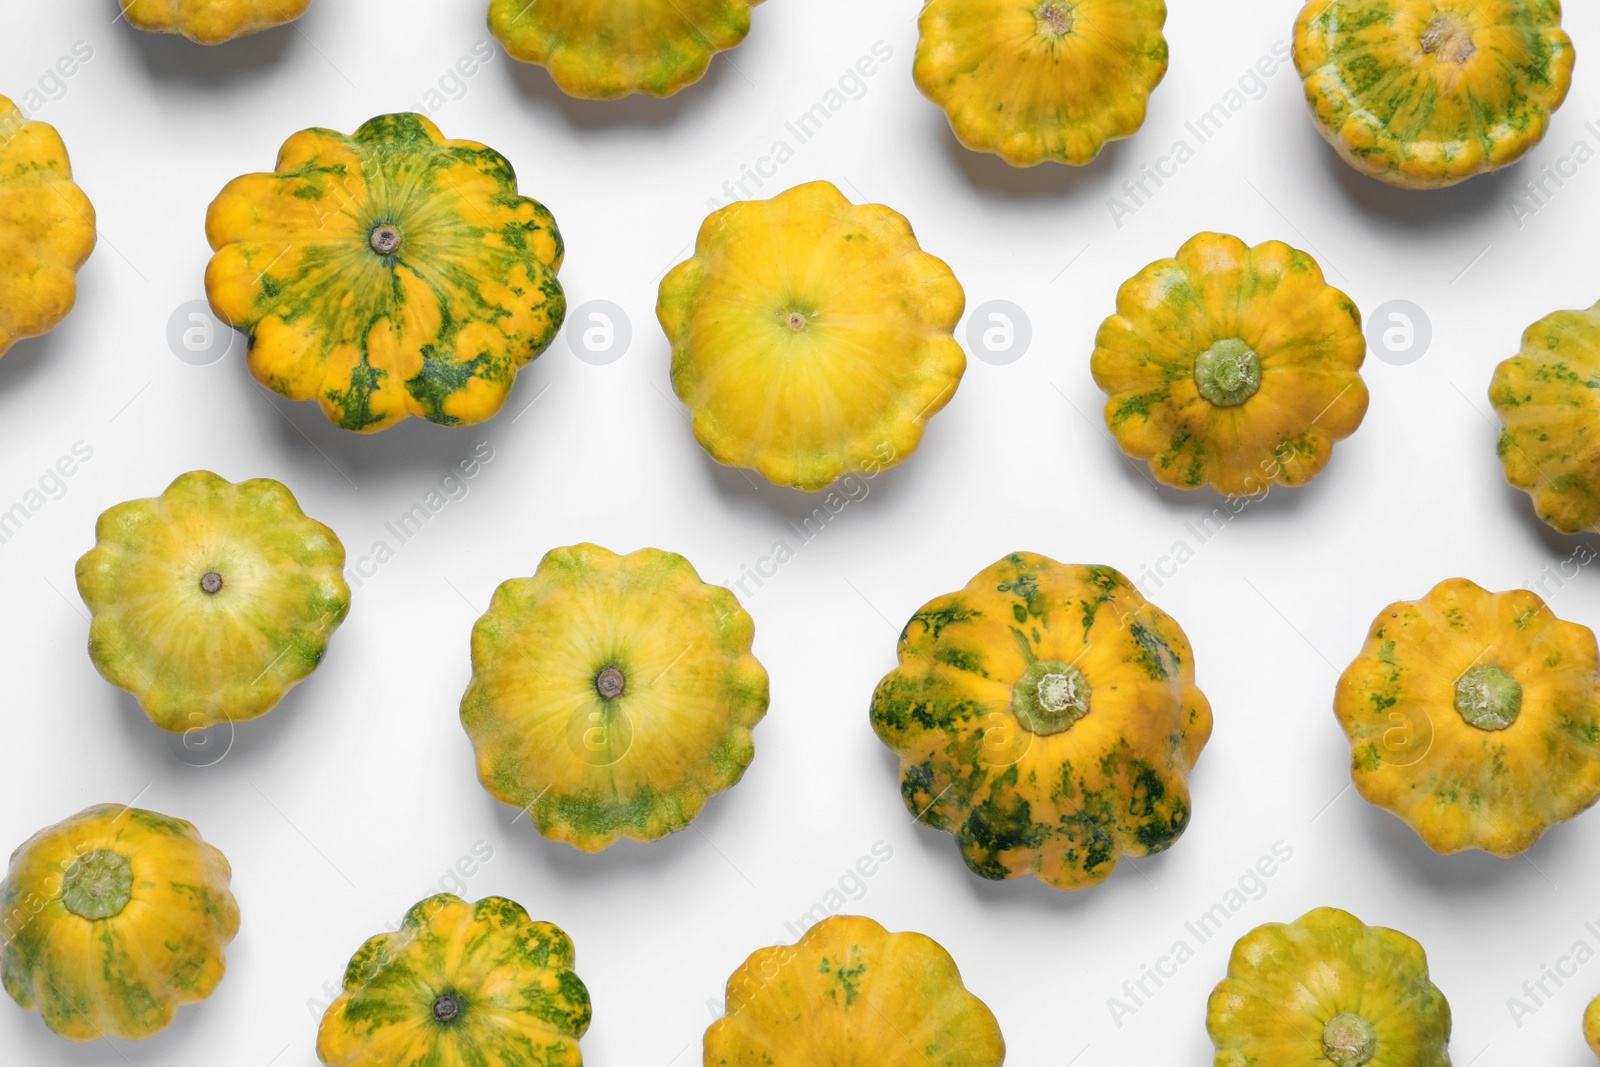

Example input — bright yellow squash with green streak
[1335,577,1600,856]
[870,553,1211,890]
[461,543,769,852]
[318,894,590,1066]
[489,0,764,99]
[915,0,1169,167]
[1208,907,1451,1066]
[1490,301,1600,534]
[0,96,95,358]
[76,470,350,733]
[1092,232,1369,496]
[1294,0,1574,188]
[206,112,565,432]
[660,180,965,492]
[705,915,1005,1066]
[119,0,312,43]
[1,804,239,1042]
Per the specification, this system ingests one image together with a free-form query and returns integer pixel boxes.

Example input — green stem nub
[61,849,134,921]
[370,224,402,256]
[596,666,626,700]
[1036,1,1075,36]
[1321,1012,1376,1066]
[432,993,460,1023]
[1454,664,1522,731]
[1010,660,1092,735]
[1195,338,1262,407]
[200,571,223,595]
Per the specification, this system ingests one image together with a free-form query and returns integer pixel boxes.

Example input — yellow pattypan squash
[705,914,1005,1066]
[1586,994,1600,1059]
[1091,231,1368,495]
[461,543,769,852]
[0,96,94,358]
[1294,0,1574,188]
[1207,907,1452,1066]
[1335,577,1600,856]
[489,0,764,99]
[0,804,239,1042]
[1490,301,1600,534]
[76,470,350,733]
[318,894,590,1066]
[120,0,313,44]
[660,180,966,492]
[206,112,565,432]
[870,553,1211,890]
[915,0,1169,166]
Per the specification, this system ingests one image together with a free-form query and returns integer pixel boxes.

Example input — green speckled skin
[870,553,1211,891]
[318,894,589,1066]
[205,112,565,432]
[1490,301,1600,534]
[1294,0,1574,188]
[1,804,238,1042]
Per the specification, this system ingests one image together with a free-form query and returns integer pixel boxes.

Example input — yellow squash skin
[660,180,966,492]
[120,0,313,44]
[489,0,764,100]
[1586,994,1600,1058]
[1207,907,1451,1067]
[870,553,1212,891]
[76,470,350,733]
[0,804,239,1042]
[206,112,565,432]
[0,96,95,358]
[1335,578,1600,856]
[317,894,590,1066]
[915,0,1169,167]
[1091,232,1369,496]
[461,543,769,852]
[1489,302,1600,534]
[704,915,1005,1067]
[1294,0,1575,189]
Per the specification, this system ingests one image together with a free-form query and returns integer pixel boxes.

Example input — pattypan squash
[1092,231,1368,495]
[1,804,238,1041]
[120,0,312,44]
[461,543,769,852]
[76,470,350,733]
[206,112,565,432]
[660,180,966,492]
[870,553,1211,890]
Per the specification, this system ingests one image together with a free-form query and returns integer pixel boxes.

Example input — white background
[2,1,1599,1063]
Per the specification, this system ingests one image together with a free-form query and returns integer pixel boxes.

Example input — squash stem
[1321,1012,1376,1066]
[1453,664,1521,731]
[1194,338,1262,407]
[370,224,402,256]
[595,666,626,700]
[1035,2,1075,37]
[431,992,461,1023]
[200,571,223,595]
[61,849,134,921]
[1010,660,1091,735]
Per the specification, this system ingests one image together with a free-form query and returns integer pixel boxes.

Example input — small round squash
[1294,0,1574,189]
[119,0,313,44]
[704,914,1005,1066]
[1335,577,1600,856]
[0,96,95,358]
[461,543,769,852]
[870,553,1211,890]
[1207,907,1452,1066]
[915,0,1169,167]
[317,894,590,1066]
[205,112,565,432]
[489,0,764,100]
[1585,994,1600,1058]
[76,470,350,733]
[1490,301,1600,534]
[0,804,239,1042]
[660,180,965,492]
[1091,232,1368,495]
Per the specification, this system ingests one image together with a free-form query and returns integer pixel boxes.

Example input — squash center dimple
[782,311,810,333]
[200,570,224,595]
[370,224,403,256]
[1321,1012,1377,1066]
[431,992,461,1024]
[1011,660,1091,735]
[1194,338,1262,407]
[1420,14,1476,64]
[595,666,626,700]
[1454,663,1521,730]
[61,849,134,921]
[1035,1,1075,37]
